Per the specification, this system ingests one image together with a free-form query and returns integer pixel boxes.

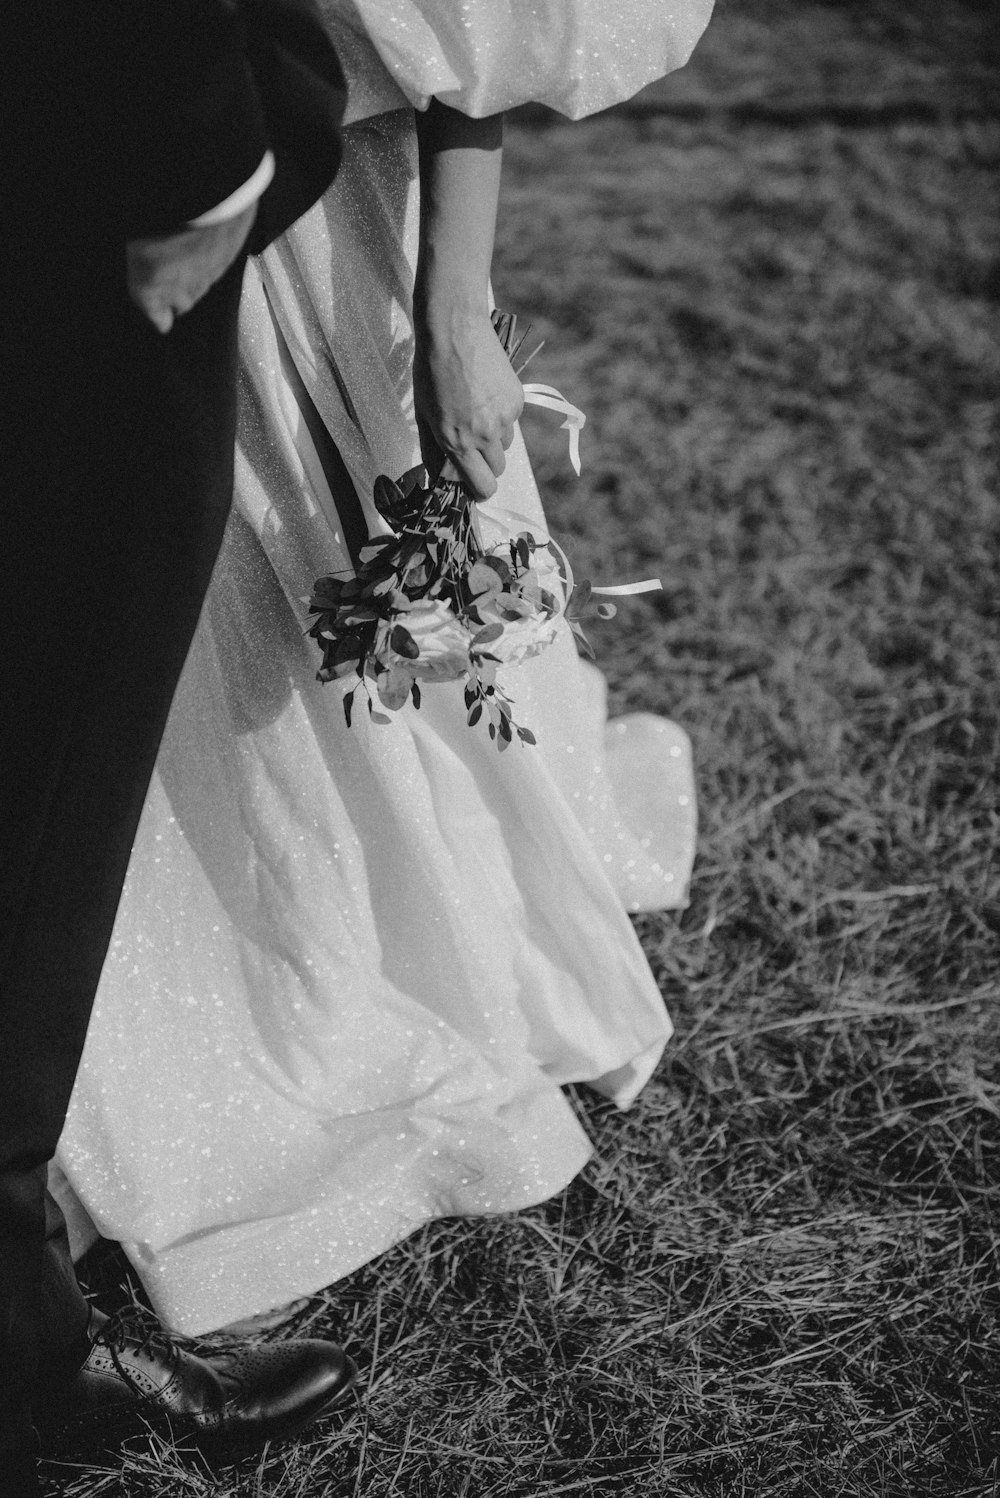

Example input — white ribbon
[522,383,586,476]
[590,579,662,596]
[475,505,662,615]
[518,384,660,597]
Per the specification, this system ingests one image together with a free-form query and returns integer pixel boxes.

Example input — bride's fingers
[417,412,506,498]
[480,436,507,479]
[419,427,492,497]
[450,444,498,501]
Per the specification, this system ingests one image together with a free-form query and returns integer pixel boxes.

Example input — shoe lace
[94,1305,185,1389]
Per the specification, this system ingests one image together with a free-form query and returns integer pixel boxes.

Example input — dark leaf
[480,555,512,585]
[411,680,422,709]
[310,575,345,611]
[517,727,537,745]
[566,579,592,619]
[496,730,510,753]
[467,702,483,727]
[389,624,420,659]
[471,622,503,648]
[333,634,363,667]
[373,475,406,525]
[343,690,354,728]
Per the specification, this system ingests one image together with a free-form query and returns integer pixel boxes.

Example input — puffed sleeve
[325,0,714,120]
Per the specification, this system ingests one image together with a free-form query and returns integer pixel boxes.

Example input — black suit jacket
[4,0,346,252]
[1,0,347,1058]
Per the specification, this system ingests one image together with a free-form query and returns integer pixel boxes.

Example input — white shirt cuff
[188,151,275,228]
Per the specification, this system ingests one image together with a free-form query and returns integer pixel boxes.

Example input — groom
[1,3,351,1492]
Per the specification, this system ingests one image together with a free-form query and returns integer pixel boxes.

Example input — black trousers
[0,246,247,1481]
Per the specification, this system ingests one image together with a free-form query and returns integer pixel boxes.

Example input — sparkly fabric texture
[324,0,715,121]
[54,102,697,1334]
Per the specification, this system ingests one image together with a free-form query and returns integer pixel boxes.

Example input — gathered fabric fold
[322,0,715,121]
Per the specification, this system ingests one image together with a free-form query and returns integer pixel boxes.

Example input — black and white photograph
[2,1,997,1494]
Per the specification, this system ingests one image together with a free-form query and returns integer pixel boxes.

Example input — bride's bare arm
[413,99,524,500]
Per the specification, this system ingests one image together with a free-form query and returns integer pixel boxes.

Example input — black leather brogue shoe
[36,1306,357,1461]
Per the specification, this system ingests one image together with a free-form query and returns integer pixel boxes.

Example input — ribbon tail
[563,418,582,476]
[590,579,663,596]
[522,382,586,476]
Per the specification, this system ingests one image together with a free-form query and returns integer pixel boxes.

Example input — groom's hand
[126,202,257,334]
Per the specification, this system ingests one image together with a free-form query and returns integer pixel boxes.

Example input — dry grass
[42,2,1000,1494]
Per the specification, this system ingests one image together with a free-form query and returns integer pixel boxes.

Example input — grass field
[45,2,1000,1494]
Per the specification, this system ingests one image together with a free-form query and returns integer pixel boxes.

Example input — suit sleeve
[120,0,347,246]
[104,0,275,235]
[236,0,345,251]
[4,0,344,242]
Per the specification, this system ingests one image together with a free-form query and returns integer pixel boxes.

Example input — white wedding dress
[53,0,710,1334]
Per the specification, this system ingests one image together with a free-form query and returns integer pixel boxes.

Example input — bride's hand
[413,306,524,502]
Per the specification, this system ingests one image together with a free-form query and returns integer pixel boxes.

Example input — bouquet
[307,312,648,750]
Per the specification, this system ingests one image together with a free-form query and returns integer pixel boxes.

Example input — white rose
[477,606,562,668]
[376,598,472,683]
[473,543,565,667]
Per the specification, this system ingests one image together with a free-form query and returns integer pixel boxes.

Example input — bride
[53,0,710,1335]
